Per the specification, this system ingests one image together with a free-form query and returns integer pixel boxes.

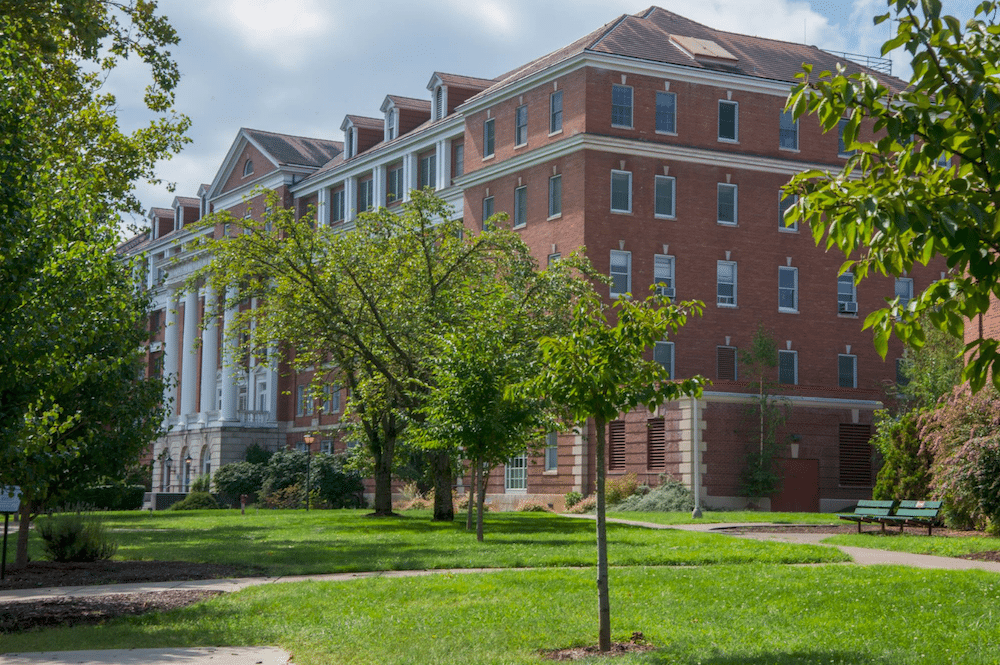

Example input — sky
[115,0,985,232]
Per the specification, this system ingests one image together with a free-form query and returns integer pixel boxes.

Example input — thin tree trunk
[476,464,489,542]
[431,448,454,522]
[15,501,31,568]
[370,416,396,516]
[594,416,611,652]
[465,457,476,531]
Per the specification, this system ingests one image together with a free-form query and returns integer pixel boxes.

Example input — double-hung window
[505,452,527,491]
[296,385,313,417]
[482,195,494,229]
[484,118,495,157]
[838,272,857,314]
[332,189,345,223]
[515,105,528,146]
[839,354,858,388]
[544,432,558,472]
[778,266,798,312]
[719,100,738,141]
[610,170,632,213]
[654,175,675,218]
[895,277,913,309]
[550,90,563,134]
[656,91,676,133]
[513,185,527,228]
[452,144,464,179]
[717,260,737,306]
[779,192,798,231]
[357,179,373,212]
[609,250,631,298]
[419,153,437,190]
[387,166,403,204]
[611,84,633,128]
[548,174,562,218]
[717,183,737,225]
[778,350,798,385]
[779,110,798,150]
[653,254,675,299]
[655,341,675,377]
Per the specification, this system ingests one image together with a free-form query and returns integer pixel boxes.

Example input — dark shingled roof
[244,128,342,168]
[434,72,497,89]
[345,115,385,130]
[469,6,902,104]
[117,231,150,255]
[386,95,432,111]
[174,196,200,206]
[149,207,172,218]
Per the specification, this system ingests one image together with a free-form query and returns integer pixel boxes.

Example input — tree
[784,0,1000,391]
[0,2,188,566]
[738,324,788,502]
[198,189,542,520]
[520,289,705,652]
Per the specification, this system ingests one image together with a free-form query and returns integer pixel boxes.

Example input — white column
[199,284,219,418]
[317,187,330,227]
[436,139,450,191]
[268,344,279,422]
[345,176,357,221]
[373,165,387,209]
[220,287,239,422]
[402,153,417,202]
[162,289,180,417]
[146,255,155,290]
[179,288,200,420]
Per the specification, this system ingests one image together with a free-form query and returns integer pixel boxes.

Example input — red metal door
[770,458,819,512]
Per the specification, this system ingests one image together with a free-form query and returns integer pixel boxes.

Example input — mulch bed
[0,560,261,592]
[541,632,656,661]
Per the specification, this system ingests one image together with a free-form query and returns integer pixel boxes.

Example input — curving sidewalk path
[2,519,999,664]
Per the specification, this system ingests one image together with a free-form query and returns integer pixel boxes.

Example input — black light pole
[185,453,193,493]
[165,453,173,492]
[303,434,315,511]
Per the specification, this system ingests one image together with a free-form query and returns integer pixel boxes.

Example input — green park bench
[879,500,944,536]
[837,500,897,533]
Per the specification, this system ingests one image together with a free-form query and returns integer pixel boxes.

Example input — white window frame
[515,104,528,147]
[357,179,373,212]
[655,341,675,377]
[243,159,254,177]
[482,195,494,229]
[419,153,437,190]
[332,189,345,222]
[321,439,333,454]
[654,175,676,219]
[387,166,403,204]
[548,174,562,218]
[452,143,464,179]
[655,90,677,134]
[609,249,632,299]
[838,354,858,388]
[717,183,737,225]
[838,272,858,314]
[717,260,737,307]
[611,84,633,128]
[513,185,527,228]
[544,432,558,472]
[547,252,561,267]
[296,385,307,417]
[778,266,798,313]
[385,108,396,142]
[779,192,798,232]
[895,277,914,309]
[549,90,563,134]
[610,170,632,213]
[653,254,675,299]
[718,100,738,142]
[779,110,798,150]
[483,118,495,158]
[778,350,798,385]
[505,452,527,492]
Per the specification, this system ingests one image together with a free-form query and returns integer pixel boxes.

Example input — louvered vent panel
[647,418,666,470]
[839,423,874,487]
[609,420,626,470]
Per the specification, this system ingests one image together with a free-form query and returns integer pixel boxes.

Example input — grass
[6,510,847,575]
[5,565,1000,663]
[825,531,1000,557]
[605,510,844,525]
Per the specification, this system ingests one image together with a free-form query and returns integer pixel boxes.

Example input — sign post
[1,486,22,581]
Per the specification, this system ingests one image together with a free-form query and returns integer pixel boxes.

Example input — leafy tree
[213,461,265,501]
[784,0,1000,391]
[738,324,788,502]
[871,409,933,501]
[520,289,705,652]
[0,1,188,566]
[198,190,541,520]
[895,317,964,410]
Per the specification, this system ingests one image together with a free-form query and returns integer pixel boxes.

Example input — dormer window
[243,159,254,177]
[345,127,354,159]
[386,109,396,141]
[434,86,446,121]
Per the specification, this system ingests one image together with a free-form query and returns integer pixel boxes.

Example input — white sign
[0,486,21,513]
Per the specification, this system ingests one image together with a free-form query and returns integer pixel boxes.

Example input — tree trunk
[594,416,611,652]
[371,426,396,516]
[15,501,31,568]
[476,465,489,542]
[431,448,454,522]
[465,458,476,531]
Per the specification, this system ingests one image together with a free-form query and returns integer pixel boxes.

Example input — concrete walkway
[3,520,998,664]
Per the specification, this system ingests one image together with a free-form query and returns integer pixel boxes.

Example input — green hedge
[65,485,145,511]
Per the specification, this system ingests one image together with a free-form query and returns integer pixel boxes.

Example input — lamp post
[185,453,193,493]
[165,453,173,492]
[303,434,315,511]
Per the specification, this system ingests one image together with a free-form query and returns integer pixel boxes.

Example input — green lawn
[606,510,844,525]
[6,565,999,664]
[825,531,1000,557]
[7,509,846,576]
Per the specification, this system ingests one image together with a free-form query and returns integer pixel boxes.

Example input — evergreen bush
[614,476,694,512]
[169,491,219,510]
[37,513,118,562]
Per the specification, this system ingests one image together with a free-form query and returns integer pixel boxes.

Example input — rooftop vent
[669,35,739,65]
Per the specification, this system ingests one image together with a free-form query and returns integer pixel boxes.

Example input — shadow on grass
[644,649,890,664]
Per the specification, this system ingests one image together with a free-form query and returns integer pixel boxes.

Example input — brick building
[123,7,944,511]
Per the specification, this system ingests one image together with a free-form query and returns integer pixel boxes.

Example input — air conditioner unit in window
[657,287,676,299]
[840,301,858,314]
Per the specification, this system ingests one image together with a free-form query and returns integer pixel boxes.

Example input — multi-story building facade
[124,7,943,511]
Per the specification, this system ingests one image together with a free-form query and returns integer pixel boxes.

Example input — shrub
[614,476,694,512]
[66,484,145,511]
[37,513,117,562]
[606,472,640,505]
[400,497,432,510]
[564,491,583,509]
[169,491,219,510]
[213,462,264,499]
[245,443,274,465]
[261,450,308,498]
[872,409,932,501]
[263,484,305,509]
[516,501,551,512]
[191,473,212,493]
[312,453,365,508]
[566,495,597,514]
